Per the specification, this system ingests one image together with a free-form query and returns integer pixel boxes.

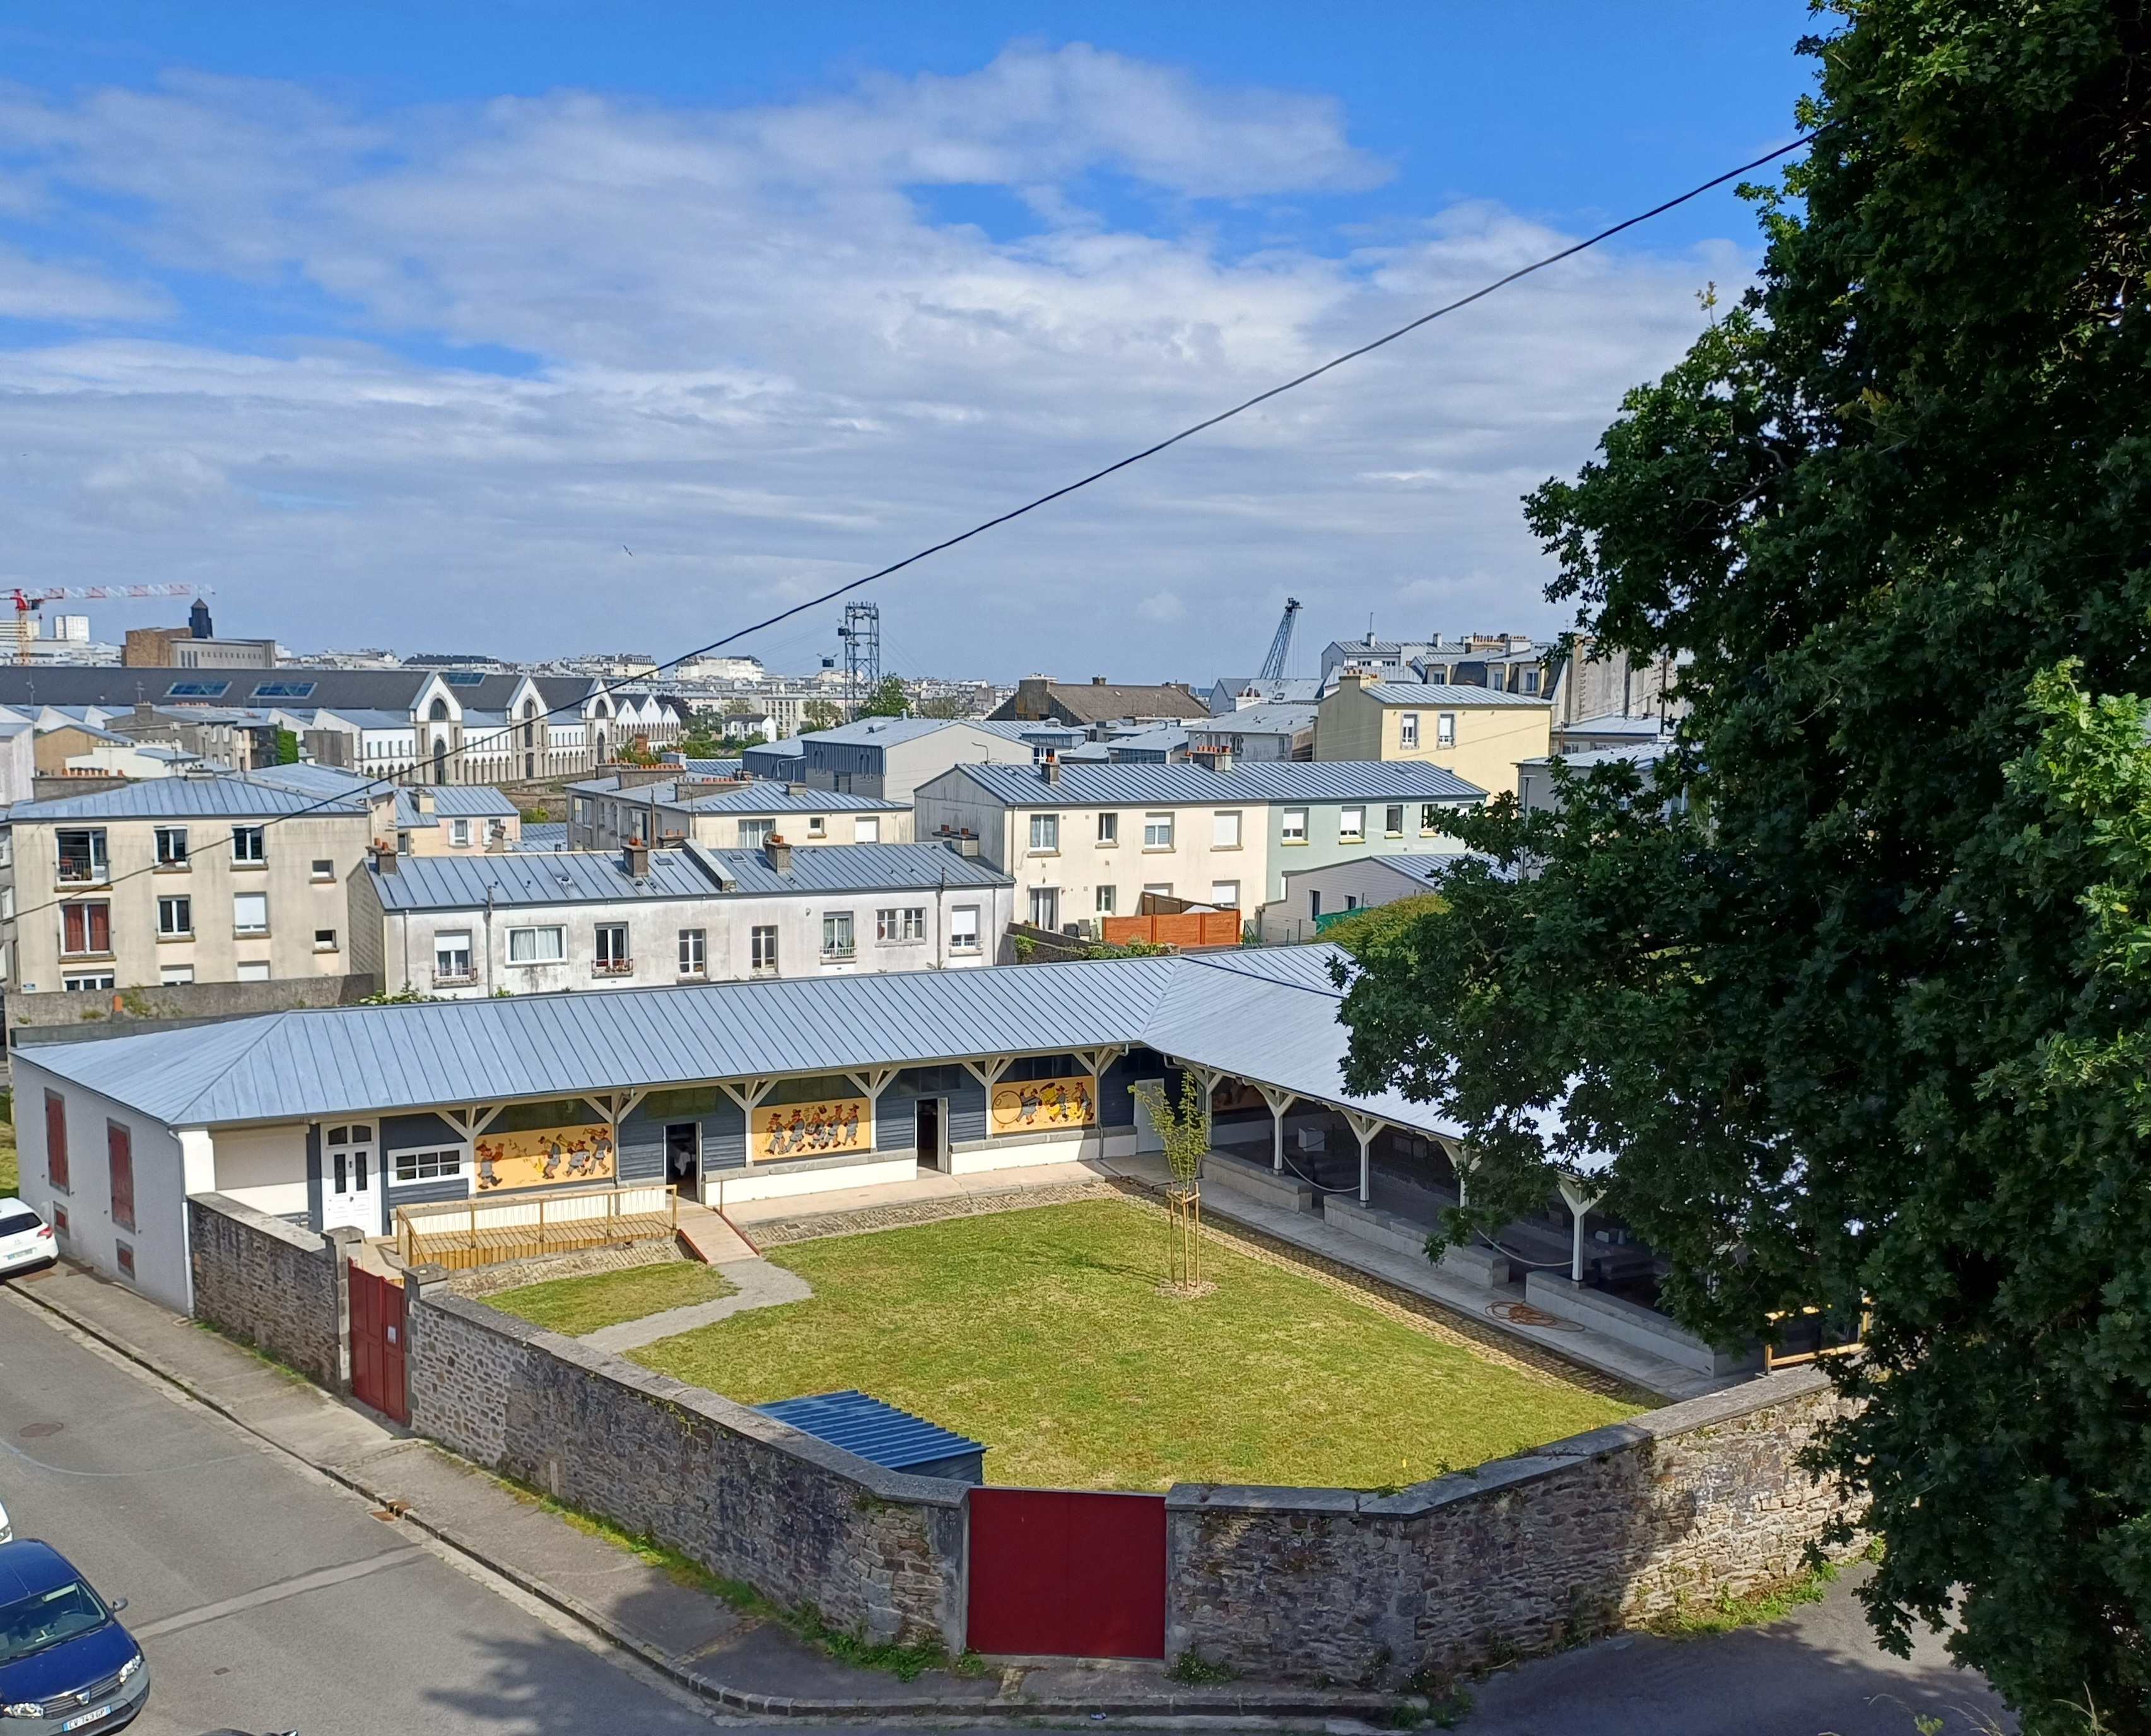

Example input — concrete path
[580,1256,812,1352]
[720,1156,1099,1228]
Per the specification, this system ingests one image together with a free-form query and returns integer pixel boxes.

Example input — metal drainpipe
[483,884,496,994]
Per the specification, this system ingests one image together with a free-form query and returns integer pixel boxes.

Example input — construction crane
[1257,597,1302,686]
[7,584,209,663]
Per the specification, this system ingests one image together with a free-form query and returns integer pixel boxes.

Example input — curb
[13,1274,1409,1723]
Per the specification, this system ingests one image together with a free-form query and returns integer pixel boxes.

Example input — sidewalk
[8,1258,1405,1724]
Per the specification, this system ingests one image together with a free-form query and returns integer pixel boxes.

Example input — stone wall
[1166,1367,1853,1686]
[9,973,383,1046]
[404,1284,966,1648]
[187,1192,352,1391]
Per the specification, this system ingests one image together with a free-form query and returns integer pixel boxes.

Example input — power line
[8,133,1812,941]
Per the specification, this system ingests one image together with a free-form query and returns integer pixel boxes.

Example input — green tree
[914,693,973,720]
[274,728,300,765]
[855,676,910,718]
[1335,5,2151,1725]
[800,699,843,732]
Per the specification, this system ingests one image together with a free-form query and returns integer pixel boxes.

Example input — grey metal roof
[1351,683,1551,709]
[512,823,570,850]
[394,786,520,823]
[370,842,1008,910]
[927,760,1486,807]
[753,1390,983,1472]
[0,667,597,715]
[1281,853,1464,891]
[5,771,373,822]
[15,945,1453,1138]
[1190,703,1317,735]
[567,776,904,813]
[667,758,744,776]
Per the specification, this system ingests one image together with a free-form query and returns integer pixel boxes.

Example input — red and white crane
[6,584,211,663]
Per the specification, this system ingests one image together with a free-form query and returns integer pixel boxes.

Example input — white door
[322,1134,377,1233]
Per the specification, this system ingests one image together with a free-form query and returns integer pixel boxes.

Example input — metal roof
[927,759,1486,807]
[370,842,1009,910]
[567,776,904,813]
[1190,703,1317,735]
[0,667,597,715]
[5,771,373,821]
[752,1390,983,1473]
[15,946,1455,1139]
[513,823,570,850]
[1351,683,1551,709]
[394,785,520,823]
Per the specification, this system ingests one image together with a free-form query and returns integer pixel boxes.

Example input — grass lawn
[633,1199,1640,1491]
[489,1260,736,1337]
[0,1100,16,1199]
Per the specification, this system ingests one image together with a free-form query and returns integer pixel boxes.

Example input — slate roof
[394,785,520,823]
[988,680,1209,725]
[925,760,1485,807]
[1347,683,1552,709]
[6,770,373,821]
[568,776,905,813]
[0,667,599,714]
[15,944,1453,1137]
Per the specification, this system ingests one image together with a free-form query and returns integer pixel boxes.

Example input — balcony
[433,968,479,988]
[592,958,635,978]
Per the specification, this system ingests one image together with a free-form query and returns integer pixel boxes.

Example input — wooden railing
[396,1182,677,1269]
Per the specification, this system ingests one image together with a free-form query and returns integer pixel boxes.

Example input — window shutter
[45,1091,68,1192]
[108,1123,134,1233]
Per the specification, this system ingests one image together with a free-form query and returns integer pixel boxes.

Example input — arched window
[433,737,448,785]
[429,697,448,722]
[522,700,536,749]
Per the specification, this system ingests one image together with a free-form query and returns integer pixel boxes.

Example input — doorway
[665,1123,701,1200]
[915,1098,946,1172]
[322,1125,377,1234]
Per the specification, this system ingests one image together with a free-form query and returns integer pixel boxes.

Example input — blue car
[0,1540,148,1734]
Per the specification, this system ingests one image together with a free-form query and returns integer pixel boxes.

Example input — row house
[566,773,910,852]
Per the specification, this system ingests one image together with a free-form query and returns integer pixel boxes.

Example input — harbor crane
[8,584,211,664]
[1257,597,1302,685]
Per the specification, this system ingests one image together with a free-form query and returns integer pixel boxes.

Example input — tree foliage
[855,676,910,718]
[800,698,843,732]
[1336,4,2151,1724]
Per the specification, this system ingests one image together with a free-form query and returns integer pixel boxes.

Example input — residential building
[354,839,1012,997]
[1262,853,1462,944]
[1516,742,1680,818]
[565,773,910,852]
[794,717,1034,802]
[1318,632,1555,696]
[124,630,278,669]
[0,771,388,995]
[0,718,33,806]
[912,758,1484,931]
[394,786,522,855]
[988,676,1209,727]
[1205,677,1325,715]
[1313,674,1551,799]
[1186,703,1318,763]
[1551,712,1676,755]
[11,943,1453,1308]
[1550,638,1680,727]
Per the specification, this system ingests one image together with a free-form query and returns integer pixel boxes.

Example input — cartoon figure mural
[991,1073,1099,1134]
[751,1095,871,1161]
[472,1122,618,1191]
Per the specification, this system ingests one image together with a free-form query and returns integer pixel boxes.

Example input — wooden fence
[396,1182,677,1271]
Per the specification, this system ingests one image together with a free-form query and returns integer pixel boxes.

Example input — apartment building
[912,759,1484,931]
[988,676,1210,727]
[566,773,909,852]
[1313,674,1551,797]
[0,773,387,994]
[353,839,1013,995]
[794,717,1035,802]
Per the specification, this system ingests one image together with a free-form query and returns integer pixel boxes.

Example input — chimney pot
[1092,675,1106,684]
[624,840,650,877]
[1039,753,1060,785]
[374,841,399,876]
[765,835,792,872]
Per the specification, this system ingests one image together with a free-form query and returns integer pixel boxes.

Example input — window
[1522,669,1541,695]
[1211,810,1241,848]
[233,891,269,934]
[949,906,980,952]
[450,818,471,848]
[62,970,115,990]
[740,818,775,849]
[158,896,192,937]
[1385,804,1405,837]
[166,680,229,698]
[1310,889,1323,917]
[1339,806,1366,842]
[1281,808,1308,844]
[44,1092,68,1192]
[115,1241,134,1279]
[1029,813,1060,852]
[1096,812,1118,845]
[853,816,880,844]
[1029,887,1059,929]
[154,826,189,867]
[393,1148,462,1182]
[877,907,925,942]
[508,925,565,963]
[822,912,856,959]
[1436,712,1456,748]
[1398,712,1420,748]
[807,816,828,838]
[56,829,107,884]
[236,961,271,982]
[1143,813,1175,849]
[1421,803,1446,835]
[1096,884,1117,914]
[594,923,631,972]
[61,903,110,956]
[251,680,316,700]
[1,888,11,920]
[108,1123,134,1233]
[160,965,194,985]
[314,928,339,951]
[232,826,266,864]
[678,929,706,976]
[311,858,335,881]
[1144,881,1173,903]
[751,925,779,973]
[435,930,474,981]
[1210,880,1241,908]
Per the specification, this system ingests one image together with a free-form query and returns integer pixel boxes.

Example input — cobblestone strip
[748,1179,1125,1245]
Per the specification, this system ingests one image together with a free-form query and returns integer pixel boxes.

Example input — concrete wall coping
[419,1289,968,1512]
[1524,1271,1714,1350]
[1166,1365,1832,1517]
[190,1190,331,1260]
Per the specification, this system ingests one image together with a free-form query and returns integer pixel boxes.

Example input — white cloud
[0,50,1747,674]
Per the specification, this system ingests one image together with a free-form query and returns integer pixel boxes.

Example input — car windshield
[0,1212,41,1238]
[0,1581,110,1663]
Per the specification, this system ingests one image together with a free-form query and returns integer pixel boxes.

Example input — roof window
[166,680,230,698]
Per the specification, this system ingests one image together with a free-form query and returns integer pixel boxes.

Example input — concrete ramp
[675,1201,758,1265]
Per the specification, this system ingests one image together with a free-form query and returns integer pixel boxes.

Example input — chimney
[765,835,792,873]
[1038,752,1060,785]
[944,831,980,859]
[373,840,399,876]
[1092,675,1107,685]
[413,788,435,815]
[624,838,650,877]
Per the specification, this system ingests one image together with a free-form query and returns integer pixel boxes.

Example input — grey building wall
[187,1193,353,1391]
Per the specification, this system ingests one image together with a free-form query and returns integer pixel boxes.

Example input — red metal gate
[349,1263,408,1423]
[967,1488,1166,1658]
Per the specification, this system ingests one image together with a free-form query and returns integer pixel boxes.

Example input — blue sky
[0,3,1819,678]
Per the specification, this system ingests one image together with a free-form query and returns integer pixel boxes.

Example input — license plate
[61,1705,113,1730]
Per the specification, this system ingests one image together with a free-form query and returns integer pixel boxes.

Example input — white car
[0,1197,56,1278]
[0,1497,9,1544]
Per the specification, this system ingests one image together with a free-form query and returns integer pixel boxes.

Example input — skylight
[442,672,488,686]
[251,681,316,699]
[166,681,231,698]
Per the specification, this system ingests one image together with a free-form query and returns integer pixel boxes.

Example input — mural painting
[754,1096,870,1161]
[991,1074,1096,1134]
[474,1122,616,1192]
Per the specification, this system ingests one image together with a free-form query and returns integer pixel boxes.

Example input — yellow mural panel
[991,1076,1096,1134]
[754,1096,870,1161]
[473,1123,617,1192]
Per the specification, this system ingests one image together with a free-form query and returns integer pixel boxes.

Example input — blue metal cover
[754,1389,985,1472]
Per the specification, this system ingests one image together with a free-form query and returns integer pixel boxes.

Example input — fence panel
[967,1487,1165,1658]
